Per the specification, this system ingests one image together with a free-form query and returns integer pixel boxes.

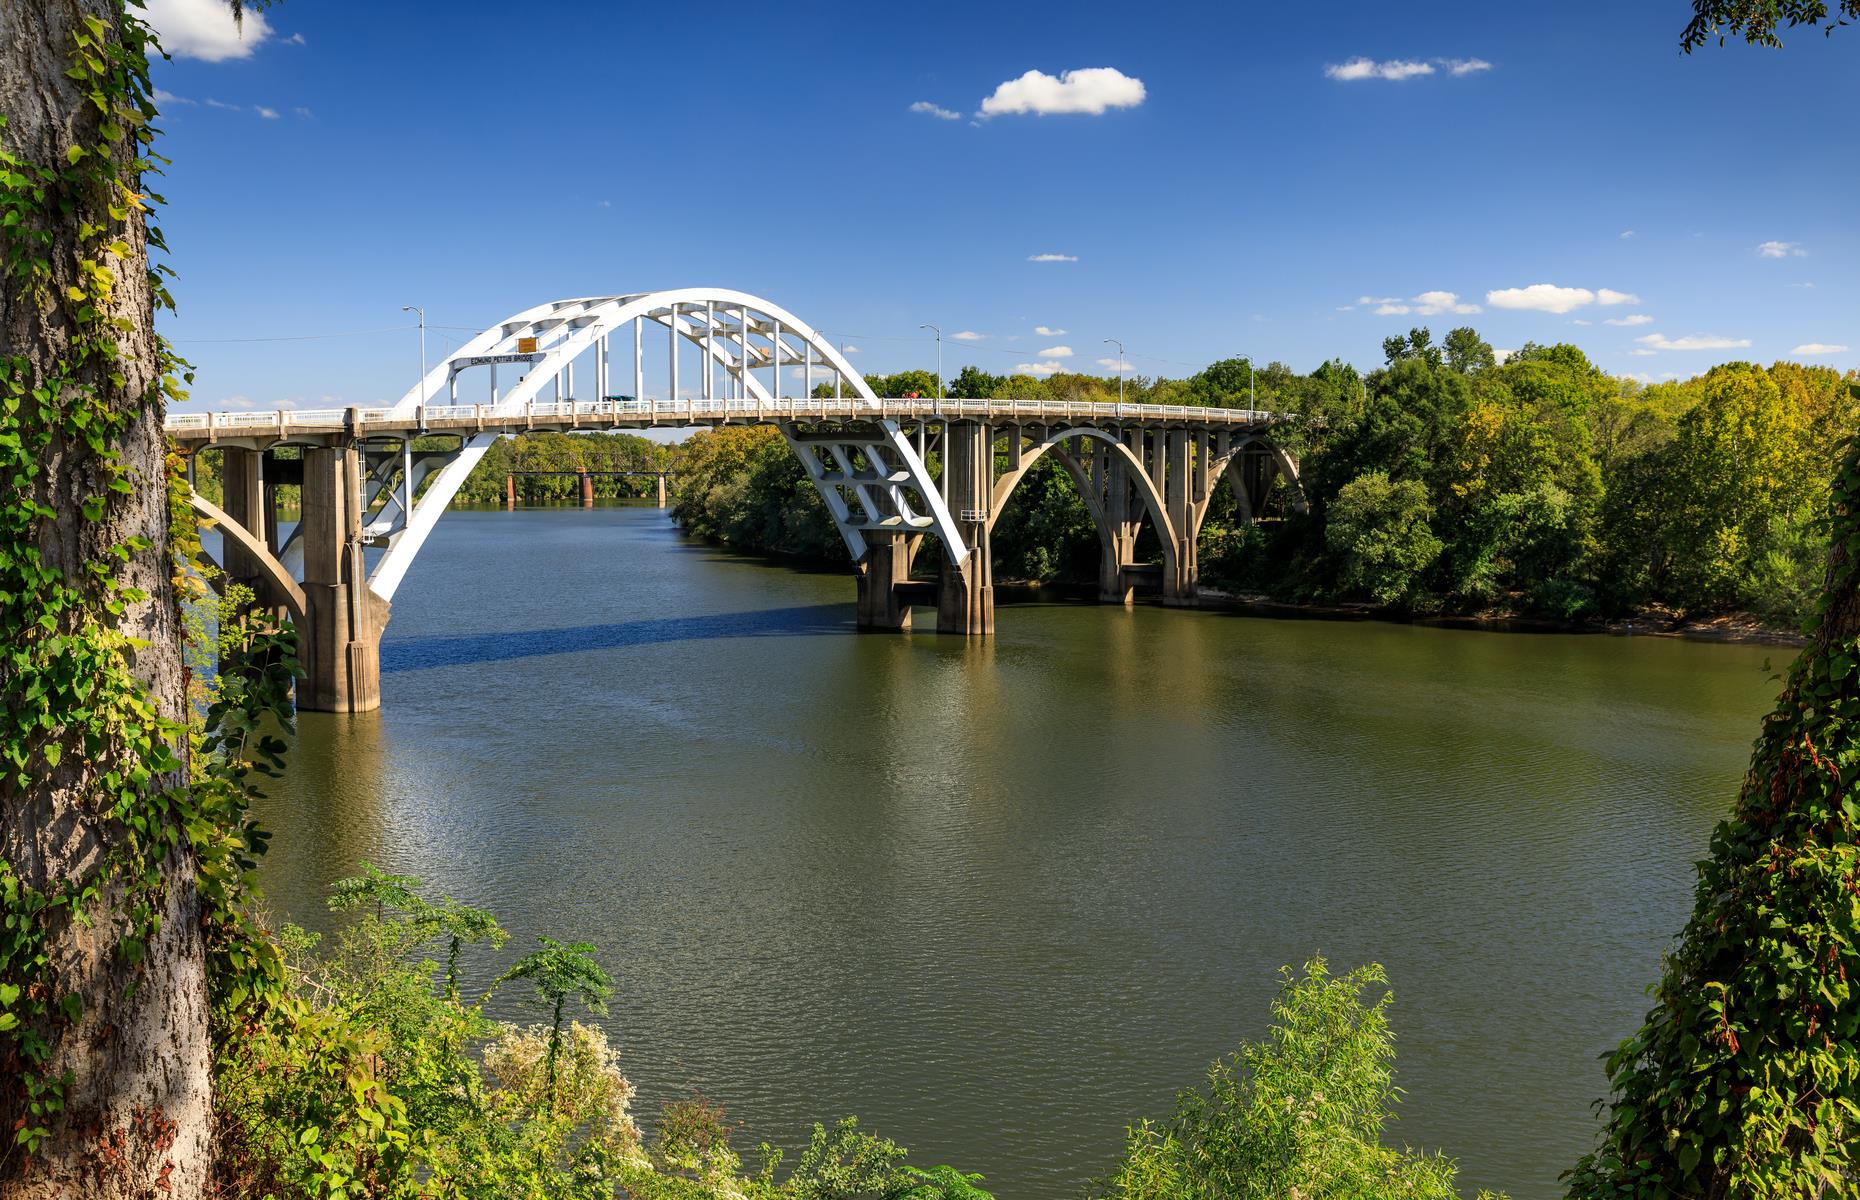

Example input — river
[252,502,1778,1199]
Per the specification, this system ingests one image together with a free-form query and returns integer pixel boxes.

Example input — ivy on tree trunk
[1,1,211,1196]
[1568,437,1860,1195]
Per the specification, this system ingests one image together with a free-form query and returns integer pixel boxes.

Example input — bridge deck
[165,397,1279,444]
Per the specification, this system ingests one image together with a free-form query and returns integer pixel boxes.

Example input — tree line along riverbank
[660,329,1858,637]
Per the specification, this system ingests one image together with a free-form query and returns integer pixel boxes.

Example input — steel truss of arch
[365,288,965,602]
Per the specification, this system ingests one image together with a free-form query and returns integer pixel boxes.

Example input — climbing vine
[0,0,294,1170]
[1566,437,1860,1195]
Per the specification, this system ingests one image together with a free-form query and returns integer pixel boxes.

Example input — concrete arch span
[986,425,1181,604]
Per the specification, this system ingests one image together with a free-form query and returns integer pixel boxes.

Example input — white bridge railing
[165,396,1281,434]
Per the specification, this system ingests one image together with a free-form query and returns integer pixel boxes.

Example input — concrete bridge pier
[579,470,595,507]
[1162,428,1197,606]
[937,421,993,637]
[656,472,668,508]
[856,532,915,631]
[1096,443,1141,605]
[297,444,386,712]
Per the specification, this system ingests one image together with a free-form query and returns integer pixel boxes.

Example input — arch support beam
[190,491,307,621]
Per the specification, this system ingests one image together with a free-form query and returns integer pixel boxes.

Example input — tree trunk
[0,2,209,1198]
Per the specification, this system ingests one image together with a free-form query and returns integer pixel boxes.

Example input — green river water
[253,502,1779,1199]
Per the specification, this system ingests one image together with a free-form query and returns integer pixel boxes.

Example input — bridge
[169,288,1304,713]
[500,468,675,508]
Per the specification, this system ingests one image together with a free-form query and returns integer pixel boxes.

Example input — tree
[1566,435,1860,1198]
[949,366,1003,399]
[1325,471,1443,606]
[1443,326,1496,375]
[1682,0,1859,48]
[1188,356,1257,407]
[1099,960,1501,1200]
[1,3,234,1195]
[497,937,613,1109]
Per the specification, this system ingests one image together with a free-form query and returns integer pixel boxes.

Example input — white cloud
[282,31,305,45]
[841,344,860,354]
[1441,57,1492,75]
[1413,289,1480,315]
[1629,348,1658,357]
[979,67,1146,117]
[1492,348,1516,365]
[145,0,271,61]
[950,330,985,341]
[1486,284,1595,314]
[1572,319,1592,326]
[1013,361,1065,376]
[596,199,612,208]
[1596,288,1640,306]
[1624,372,1655,383]
[1325,57,1434,81]
[1789,282,1816,288]
[1635,333,1752,351]
[1097,357,1134,371]
[203,98,238,109]
[1792,342,1849,355]
[1757,240,1806,258]
[256,106,279,119]
[1038,345,1073,358]
[1027,253,1077,262]
[152,87,194,105]
[1033,325,1067,336]
[293,106,313,118]
[909,100,961,120]
[1604,314,1653,326]
[1370,289,1479,317]
[1619,229,1636,239]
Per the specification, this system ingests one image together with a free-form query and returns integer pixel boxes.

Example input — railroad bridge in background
[169,288,1305,713]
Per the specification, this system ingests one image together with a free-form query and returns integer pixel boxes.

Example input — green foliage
[1326,472,1442,606]
[215,878,641,1199]
[1682,0,1860,48]
[1,2,301,1160]
[219,875,990,1200]
[1098,960,1502,1200]
[453,430,676,505]
[1566,436,1860,1198]
[671,425,846,562]
[668,346,1858,628]
[500,936,614,1108]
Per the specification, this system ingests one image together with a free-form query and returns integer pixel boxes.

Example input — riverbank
[1191,586,1807,647]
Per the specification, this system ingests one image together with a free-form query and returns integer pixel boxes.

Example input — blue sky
[145,0,1857,411]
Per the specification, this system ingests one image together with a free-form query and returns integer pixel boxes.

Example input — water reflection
[255,504,1776,1200]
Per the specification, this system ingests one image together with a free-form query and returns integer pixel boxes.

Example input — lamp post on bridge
[1103,337,1125,407]
[401,305,426,398]
[918,323,942,401]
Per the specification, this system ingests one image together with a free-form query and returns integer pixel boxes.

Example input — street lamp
[1103,337,1125,405]
[401,305,426,399]
[918,323,942,400]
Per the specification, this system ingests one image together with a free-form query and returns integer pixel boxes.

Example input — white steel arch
[368,288,964,601]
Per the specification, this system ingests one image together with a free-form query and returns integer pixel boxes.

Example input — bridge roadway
[174,289,1304,713]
